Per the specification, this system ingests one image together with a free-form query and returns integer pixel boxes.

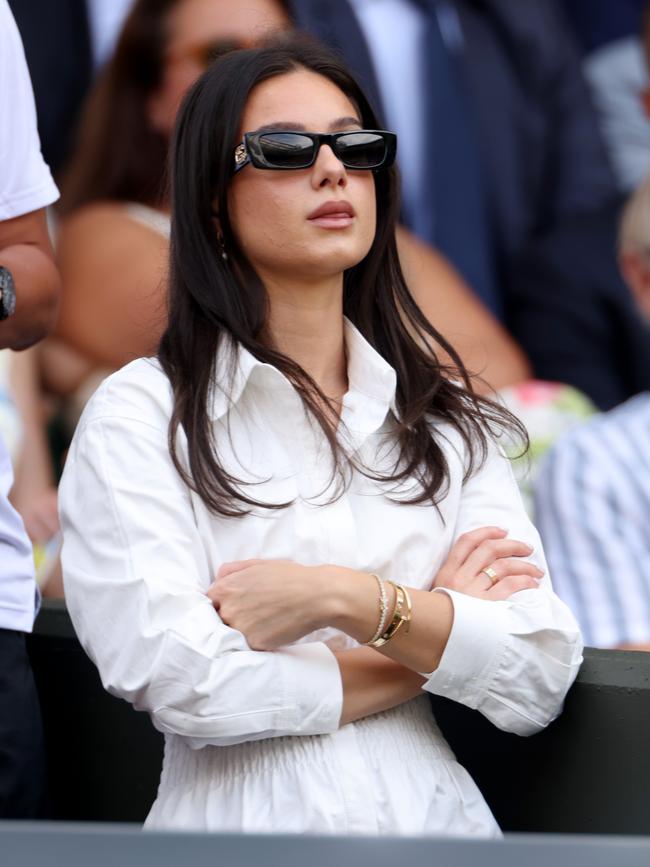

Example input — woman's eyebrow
[329,116,363,131]
[249,116,363,134]
[250,121,307,133]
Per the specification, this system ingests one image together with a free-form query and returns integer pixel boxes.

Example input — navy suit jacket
[289,0,650,408]
[290,0,617,274]
[559,0,646,54]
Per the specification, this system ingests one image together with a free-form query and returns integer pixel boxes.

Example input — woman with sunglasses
[45,0,528,412]
[59,36,582,835]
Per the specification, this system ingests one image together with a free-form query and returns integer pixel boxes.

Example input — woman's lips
[307,200,355,229]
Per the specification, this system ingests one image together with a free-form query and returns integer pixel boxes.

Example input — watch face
[0,266,16,320]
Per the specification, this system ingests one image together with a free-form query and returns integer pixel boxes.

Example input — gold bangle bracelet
[373,584,406,646]
[401,583,412,635]
[368,581,412,648]
[362,573,389,646]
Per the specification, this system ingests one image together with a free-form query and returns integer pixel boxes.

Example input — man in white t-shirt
[0,0,60,817]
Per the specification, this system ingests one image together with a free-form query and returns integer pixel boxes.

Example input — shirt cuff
[278,641,343,735]
[420,588,509,707]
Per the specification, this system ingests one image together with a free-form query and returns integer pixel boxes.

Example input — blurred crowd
[3,0,650,652]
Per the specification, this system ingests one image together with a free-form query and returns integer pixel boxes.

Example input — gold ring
[481,566,499,586]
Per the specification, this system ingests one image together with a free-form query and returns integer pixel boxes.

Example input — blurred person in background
[508,1,650,412]
[293,0,650,410]
[291,1,616,303]
[44,0,528,419]
[0,0,61,817]
[558,0,650,196]
[534,172,650,651]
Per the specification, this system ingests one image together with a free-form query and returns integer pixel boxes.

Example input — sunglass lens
[336,132,387,168]
[258,133,316,168]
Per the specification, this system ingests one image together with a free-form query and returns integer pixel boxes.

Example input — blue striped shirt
[534,393,650,648]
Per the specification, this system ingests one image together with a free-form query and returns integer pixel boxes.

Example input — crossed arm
[60,409,582,747]
[208,528,542,725]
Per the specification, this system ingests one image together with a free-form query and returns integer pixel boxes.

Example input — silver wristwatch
[0,266,16,320]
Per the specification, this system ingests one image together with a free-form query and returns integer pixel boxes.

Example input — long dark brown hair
[159,34,525,517]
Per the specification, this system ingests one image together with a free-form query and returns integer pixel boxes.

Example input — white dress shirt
[60,320,582,834]
[0,0,59,632]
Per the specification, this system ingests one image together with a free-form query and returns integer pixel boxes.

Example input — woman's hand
[434,526,543,600]
[207,559,343,650]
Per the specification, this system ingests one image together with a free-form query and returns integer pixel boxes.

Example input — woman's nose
[311,144,348,189]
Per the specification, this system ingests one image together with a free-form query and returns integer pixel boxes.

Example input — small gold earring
[216,226,228,263]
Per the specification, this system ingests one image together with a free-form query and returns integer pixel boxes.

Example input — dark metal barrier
[26,601,650,833]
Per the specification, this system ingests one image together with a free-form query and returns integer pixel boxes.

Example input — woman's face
[148,0,290,136]
[227,69,377,286]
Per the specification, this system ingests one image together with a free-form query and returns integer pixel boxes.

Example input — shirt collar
[208,319,399,423]
[343,318,399,420]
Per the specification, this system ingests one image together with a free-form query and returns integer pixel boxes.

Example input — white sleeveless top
[123,203,171,239]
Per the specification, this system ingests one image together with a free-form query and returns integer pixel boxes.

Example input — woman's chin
[260,252,365,283]
[306,238,374,274]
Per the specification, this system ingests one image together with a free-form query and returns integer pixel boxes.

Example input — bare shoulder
[57,201,168,260]
[54,200,169,365]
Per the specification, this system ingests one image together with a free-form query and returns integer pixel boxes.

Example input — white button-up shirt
[60,320,582,835]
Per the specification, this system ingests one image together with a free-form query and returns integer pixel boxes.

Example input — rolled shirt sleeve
[422,438,584,735]
[59,374,342,749]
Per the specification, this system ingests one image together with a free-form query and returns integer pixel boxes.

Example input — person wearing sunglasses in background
[59,36,582,835]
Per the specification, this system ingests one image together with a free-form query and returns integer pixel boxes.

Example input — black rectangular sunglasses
[233,130,397,172]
